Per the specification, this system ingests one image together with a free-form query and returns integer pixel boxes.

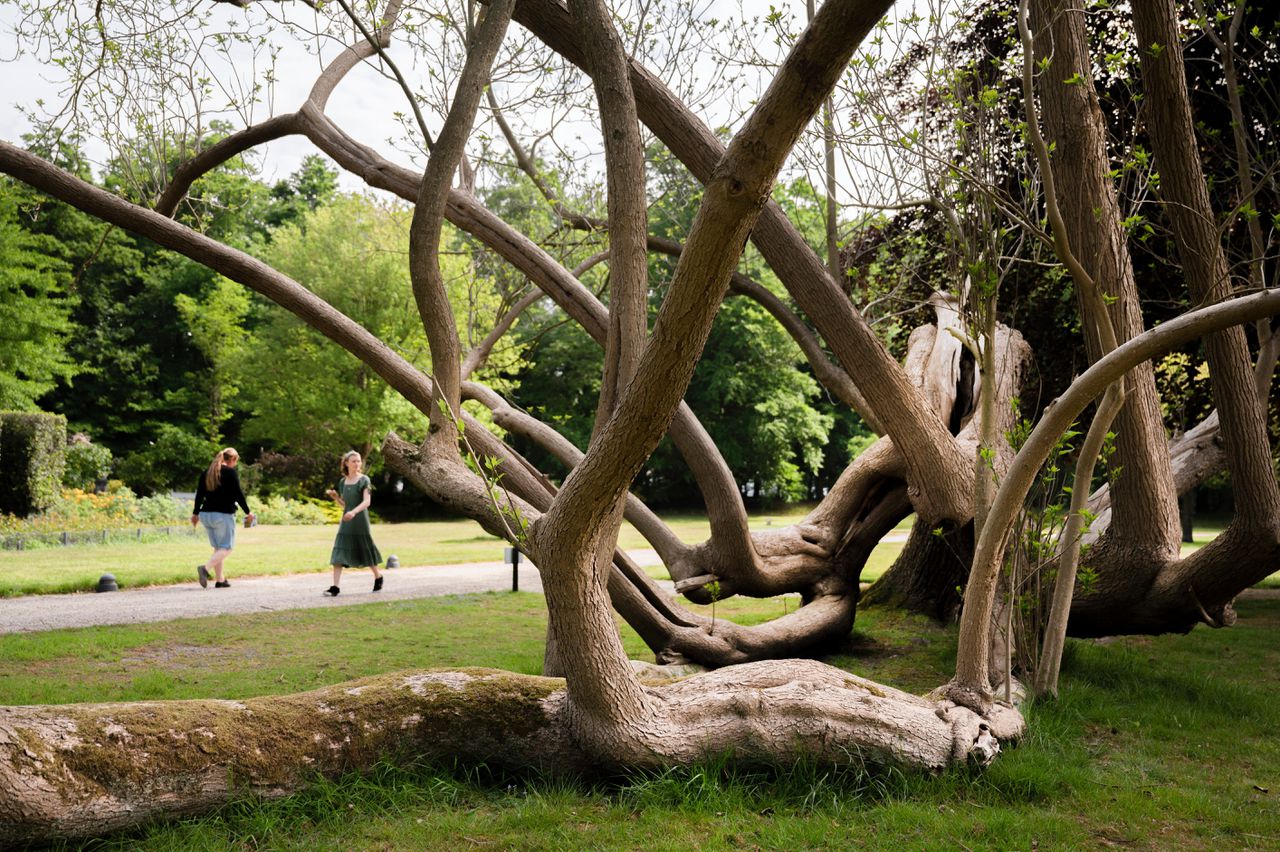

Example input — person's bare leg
[332,565,343,587]
[210,549,230,583]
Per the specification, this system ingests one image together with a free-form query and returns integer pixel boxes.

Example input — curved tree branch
[1016,0,1125,699]
[155,114,302,217]
[409,0,515,451]
[508,0,973,524]
[948,287,1280,708]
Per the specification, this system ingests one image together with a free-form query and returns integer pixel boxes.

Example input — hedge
[0,412,67,517]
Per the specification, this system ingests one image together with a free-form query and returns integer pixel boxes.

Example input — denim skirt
[200,512,236,550]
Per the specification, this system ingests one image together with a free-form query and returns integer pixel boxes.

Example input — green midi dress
[329,474,383,567]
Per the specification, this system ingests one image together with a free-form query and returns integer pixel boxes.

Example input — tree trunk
[0,662,1023,844]
[861,520,973,620]
[1052,0,1280,636]
[1031,0,1181,563]
[866,320,1031,618]
[1179,490,1195,544]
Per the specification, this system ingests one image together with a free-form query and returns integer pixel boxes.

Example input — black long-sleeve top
[193,466,251,516]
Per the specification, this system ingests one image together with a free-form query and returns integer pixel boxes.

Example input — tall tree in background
[174,277,250,444]
[236,193,435,474]
[0,183,76,410]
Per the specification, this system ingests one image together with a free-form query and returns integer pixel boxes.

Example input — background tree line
[2,138,865,510]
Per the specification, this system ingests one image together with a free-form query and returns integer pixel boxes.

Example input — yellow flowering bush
[0,487,332,543]
[0,487,188,536]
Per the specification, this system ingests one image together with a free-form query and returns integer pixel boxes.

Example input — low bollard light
[96,574,118,593]
[504,547,520,592]
[385,554,399,569]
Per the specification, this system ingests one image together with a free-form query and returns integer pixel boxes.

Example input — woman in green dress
[323,451,384,596]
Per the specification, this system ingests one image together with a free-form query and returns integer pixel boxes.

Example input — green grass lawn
[7,591,1279,849]
[0,520,508,597]
[0,507,911,597]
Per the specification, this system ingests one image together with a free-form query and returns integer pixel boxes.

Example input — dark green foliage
[0,183,77,409]
[651,295,832,505]
[506,318,601,481]
[885,0,1280,415]
[263,154,341,231]
[11,157,188,457]
[0,411,67,516]
[115,424,215,496]
[8,142,342,485]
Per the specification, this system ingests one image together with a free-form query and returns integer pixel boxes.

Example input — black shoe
[197,565,209,589]
[324,586,340,596]
[373,576,383,592]
[214,581,230,588]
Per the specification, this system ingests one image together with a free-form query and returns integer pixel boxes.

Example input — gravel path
[0,534,926,635]
[0,550,667,634]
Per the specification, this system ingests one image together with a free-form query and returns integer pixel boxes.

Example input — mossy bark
[0,669,576,844]
[1,661,1023,844]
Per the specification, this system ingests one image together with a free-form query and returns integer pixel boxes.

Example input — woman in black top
[190,447,255,588]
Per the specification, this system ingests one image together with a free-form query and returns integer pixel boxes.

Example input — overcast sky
[0,2,423,190]
[0,0,792,193]
[0,0,933,216]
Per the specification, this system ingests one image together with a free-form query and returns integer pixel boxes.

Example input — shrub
[0,486,189,539]
[117,425,216,495]
[63,435,113,490]
[253,494,332,525]
[253,450,334,496]
[0,411,67,517]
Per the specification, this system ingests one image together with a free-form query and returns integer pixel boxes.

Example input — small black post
[504,547,520,592]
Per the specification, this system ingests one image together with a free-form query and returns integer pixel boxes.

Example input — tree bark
[1031,0,1182,563]
[507,0,975,525]
[1129,0,1280,534]
[945,287,1280,705]
[409,0,515,454]
[0,662,1022,844]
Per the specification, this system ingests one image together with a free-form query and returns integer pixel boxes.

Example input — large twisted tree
[1,0,1277,841]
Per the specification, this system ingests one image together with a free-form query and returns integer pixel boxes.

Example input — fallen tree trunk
[0,662,1023,843]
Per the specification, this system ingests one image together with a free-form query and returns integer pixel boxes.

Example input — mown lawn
[7,590,1279,850]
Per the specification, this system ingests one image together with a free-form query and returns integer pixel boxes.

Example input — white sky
[0,0,941,215]
[0,2,420,190]
[0,0,790,193]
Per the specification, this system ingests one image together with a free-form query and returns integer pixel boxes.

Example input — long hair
[204,448,238,491]
[340,451,361,477]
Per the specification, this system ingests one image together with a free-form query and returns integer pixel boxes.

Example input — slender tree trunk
[1130,0,1280,533]
[1031,0,1181,561]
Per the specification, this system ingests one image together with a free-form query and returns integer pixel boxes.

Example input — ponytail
[204,448,239,490]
